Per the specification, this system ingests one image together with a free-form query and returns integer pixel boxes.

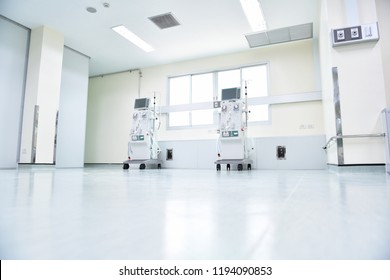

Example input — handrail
[322,133,385,150]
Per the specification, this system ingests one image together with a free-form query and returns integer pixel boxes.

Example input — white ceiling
[0,0,320,76]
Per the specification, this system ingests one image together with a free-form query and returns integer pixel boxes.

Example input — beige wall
[86,39,324,163]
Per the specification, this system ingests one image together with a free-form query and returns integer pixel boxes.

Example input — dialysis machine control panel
[220,99,244,139]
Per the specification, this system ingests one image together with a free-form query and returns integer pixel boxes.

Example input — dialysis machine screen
[134,98,150,109]
[221,87,241,101]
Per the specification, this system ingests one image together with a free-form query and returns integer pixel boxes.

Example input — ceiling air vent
[148,12,181,29]
[245,22,313,48]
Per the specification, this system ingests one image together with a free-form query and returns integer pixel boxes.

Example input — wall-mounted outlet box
[332,22,379,47]
[277,146,286,160]
[166,149,173,160]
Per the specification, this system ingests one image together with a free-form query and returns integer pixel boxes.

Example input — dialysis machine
[123,96,162,169]
[214,87,253,171]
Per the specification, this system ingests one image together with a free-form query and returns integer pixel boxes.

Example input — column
[320,0,387,165]
[19,26,64,164]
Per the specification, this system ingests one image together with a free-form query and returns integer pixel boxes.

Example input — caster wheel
[158,164,162,169]
[248,164,252,170]
[227,164,230,171]
[123,163,129,170]
[139,163,146,170]
[216,164,221,171]
[238,164,243,171]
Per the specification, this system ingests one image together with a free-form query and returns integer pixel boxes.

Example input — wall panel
[55,47,89,168]
[0,17,29,168]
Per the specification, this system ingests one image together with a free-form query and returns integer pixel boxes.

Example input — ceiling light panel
[149,12,180,29]
[240,0,267,32]
[111,25,155,52]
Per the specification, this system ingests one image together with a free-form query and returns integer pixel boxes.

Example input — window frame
[167,62,271,129]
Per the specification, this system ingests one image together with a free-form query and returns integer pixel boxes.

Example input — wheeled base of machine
[123,159,162,170]
[214,159,253,171]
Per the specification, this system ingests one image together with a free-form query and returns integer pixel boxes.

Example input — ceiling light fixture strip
[240,0,267,32]
[112,25,155,52]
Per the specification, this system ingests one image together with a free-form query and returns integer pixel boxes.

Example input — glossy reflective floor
[1,165,390,260]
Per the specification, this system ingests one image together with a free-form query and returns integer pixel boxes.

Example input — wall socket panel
[332,22,379,47]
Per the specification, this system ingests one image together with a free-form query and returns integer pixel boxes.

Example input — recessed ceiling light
[112,25,155,52]
[86,7,97,13]
[240,0,267,32]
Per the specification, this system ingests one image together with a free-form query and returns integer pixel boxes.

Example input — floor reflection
[0,166,389,259]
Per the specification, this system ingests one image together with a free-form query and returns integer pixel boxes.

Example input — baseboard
[327,163,385,173]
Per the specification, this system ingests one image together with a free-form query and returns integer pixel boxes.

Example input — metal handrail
[322,133,385,150]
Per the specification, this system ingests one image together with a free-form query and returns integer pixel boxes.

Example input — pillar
[320,0,387,165]
[19,26,64,164]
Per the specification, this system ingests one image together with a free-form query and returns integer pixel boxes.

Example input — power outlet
[337,30,345,40]
[350,27,359,39]
[299,124,315,130]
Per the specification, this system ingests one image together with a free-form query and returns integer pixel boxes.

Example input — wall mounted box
[277,146,286,160]
[332,22,379,47]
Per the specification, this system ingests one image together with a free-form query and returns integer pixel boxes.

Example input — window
[242,65,269,121]
[192,73,213,103]
[169,76,190,105]
[168,63,269,128]
[191,73,214,126]
[242,65,268,98]
[168,76,191,127]
[217,69,240,100]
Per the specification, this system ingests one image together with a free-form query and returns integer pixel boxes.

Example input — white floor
[1,165,390,260]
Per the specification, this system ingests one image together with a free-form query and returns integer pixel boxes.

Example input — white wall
[157,135,327,170]
[0,17,29,169]
[320,0,387,165]
[376,0,390,107]
[55,47,89,168]
[86,39,325,164]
